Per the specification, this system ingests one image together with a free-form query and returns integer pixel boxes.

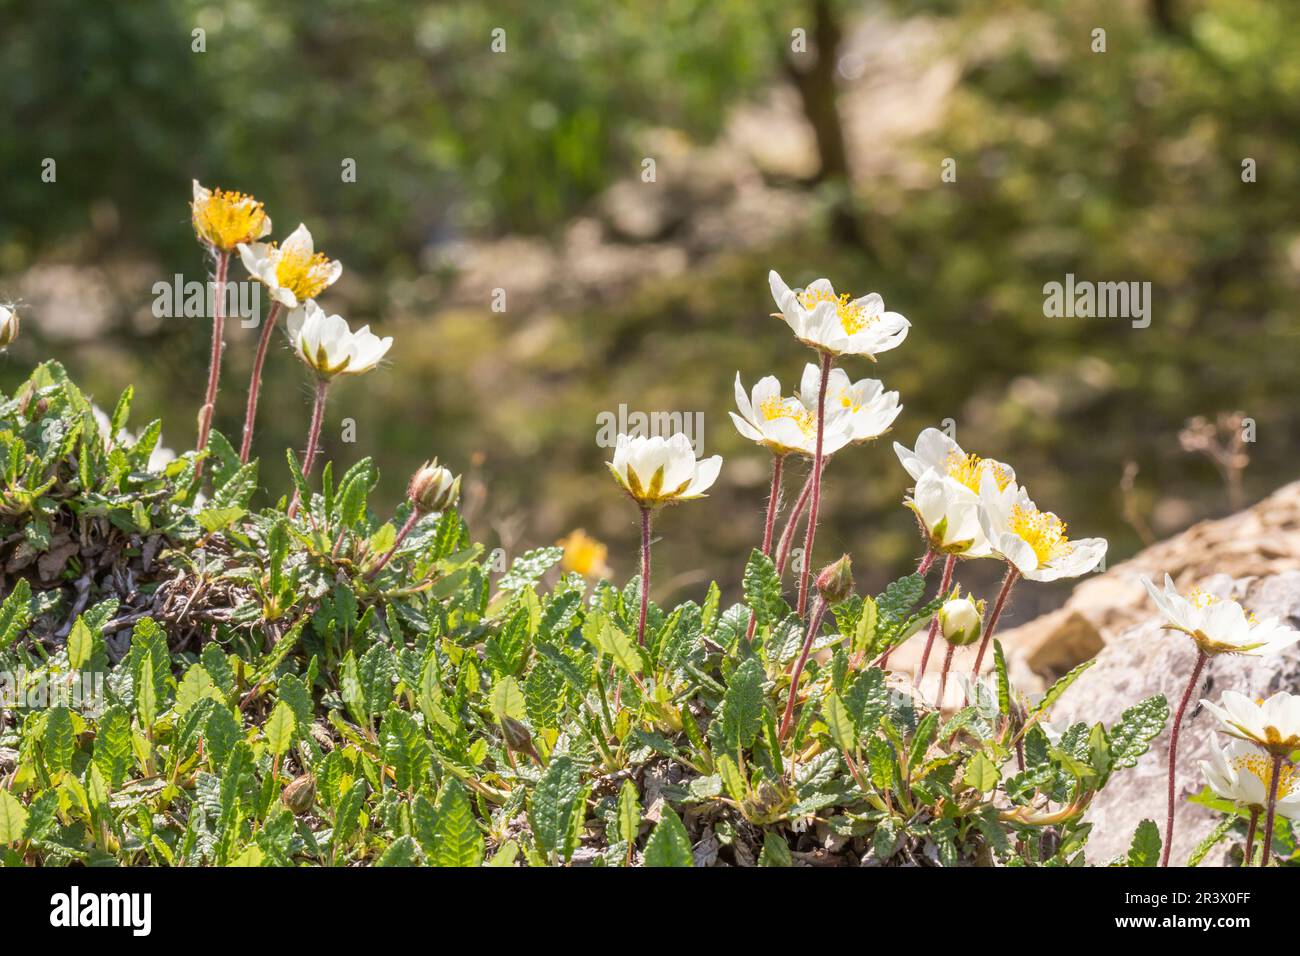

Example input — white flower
[768,271,909,359]
[976,475,1106,582]
[939,592,984,647]
[730,372,852,458]
[907,470,991,556]
[286,301,392,378]
[799,363,902,445]
[0,305,17,348]
[608,433,722,507]
[1200,737,1300,817]
[1142,574,1300,657]
[1201,691,1300,757]
[239,223,342,308]
[892,427,1015,492]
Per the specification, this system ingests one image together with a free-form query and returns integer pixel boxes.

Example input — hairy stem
[937,642,957,709]
[288,378,329,519]
[1244,806,1260,867]
[745,455,786,642]
[774,468,815,578]
[238,300,283,463]
[1260,753,1284,867]
[796,352,833,615]
[637,506,652,646]
[365,508,421,581]
[779,596,828,740]
[195,250,230,466]
[917,554,957,680]
[971,565,1020,676]
[1161,649,1207,867]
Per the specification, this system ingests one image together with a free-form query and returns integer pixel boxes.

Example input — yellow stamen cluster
[192,188,269,251]
[1190,586,1257,624]
[1232,753,1296,799]
[1010,503,1072,566]
[759,395,816,435]
[798,288,875,336]
[274,245,337,302]
[945,452,1013,495]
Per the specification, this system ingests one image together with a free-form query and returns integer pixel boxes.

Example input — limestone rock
[1048,571,1300,866]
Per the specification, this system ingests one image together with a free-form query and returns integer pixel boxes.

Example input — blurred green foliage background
[3,0,1298,622]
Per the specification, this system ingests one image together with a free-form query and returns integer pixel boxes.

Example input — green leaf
[67,615,93,670]
[265,701,296,757]
[0,789,29,844]
[1029,659,1095,718]
[1189,816,1235,867]
[195,506,246,533]
[0,579,32,650]
[617,780,642,847]
[719,657,765,752]
[380,708,431,792]
[759,830,792,867]
[993,639,1011,716]
[43,706,75,776]
[93,705,134,789]
[908,712,940,770]
[489,676,527,723]
[1126,819,1162,867]
[743,549,787,630]
[376,835,421,867]
[643,806,692,867]
[414,779,484,867]
[851,595,878,655]
[528,756,585,862]
[963,751,1000,793]
[1108,695,1170,771]
[823,693,856,753]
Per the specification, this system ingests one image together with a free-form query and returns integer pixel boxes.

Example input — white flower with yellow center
[1200,738,1300,817]
[907,470,991,557]
[0,305,18,349]
[608,433,722,508]
[799,363,902,445]
[1201,691,1300,757]
[286,301,392,378]
[892,428,1015,493]
[239,223,343,308]
[191,180,271,251]
[1142,574,1299,657]
[730,372,852,458]
[768,271,909,359]
[976,476,1106,581]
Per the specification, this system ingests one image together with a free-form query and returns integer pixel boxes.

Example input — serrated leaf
[719,657,765,752]
[0,789,29,844]
[1126,819,1161,867]
[489,675,527,723]
[528,756,584,862]
[1029,659,1095,718]
[823,693,856,753]
[0,579,32,650]
[415,779,484,867]
[265,700,296,757]
[1108,695,1170,771]
[643,806,692,867]
[67,616,93,670]
[743,549,787,630]
[963,750,999,793]
[617,780,641,847]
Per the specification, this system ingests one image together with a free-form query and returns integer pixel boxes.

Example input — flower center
[944,452,1013,495]
[759,396,816,436]
[1009,503,1072,566]
[193,189,268,250]
[1232,753,1296,798]
[797,288,874,335]
[275,246,336,301]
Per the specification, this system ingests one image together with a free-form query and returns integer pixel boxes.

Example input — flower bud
[281,773,317,815]
[0,306,18,349]
[407,459,460,514]
[501,716,533,753]
[815,554,854,604]
[939,594,985,647]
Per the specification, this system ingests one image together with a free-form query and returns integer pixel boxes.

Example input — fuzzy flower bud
[815,554,854,604]
[281,774,317,815]
[408,459,460,514]
[0,306,17,349]
[939,593,985,647]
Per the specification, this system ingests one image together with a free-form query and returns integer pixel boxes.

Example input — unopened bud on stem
[407,459,460,515]
[939,592,985,647]
[0,306,18,349]
[815,554,854,604]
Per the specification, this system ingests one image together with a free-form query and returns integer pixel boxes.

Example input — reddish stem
[365,507,422,581]
[1161,649,1207,867]
[195,250,230,466]
[1260,753,1284,867]
[917,554,957,679]
[796,352,833,615]
[1244,806,1260,866]
[637,506,652,646]
[239,300,283,463]
[779,596,828,740]
[746,455,786,642]
[774,468,814,578]
[971,565,1020,676]
[937,642,957,708]
[287,378,329,519]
